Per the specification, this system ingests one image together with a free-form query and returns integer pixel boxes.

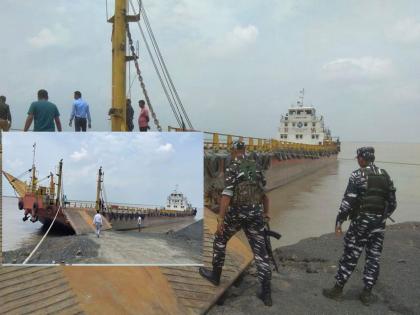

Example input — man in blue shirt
[24,89,62,132]
[69,91,91,132]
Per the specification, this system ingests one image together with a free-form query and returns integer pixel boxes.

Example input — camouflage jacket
[222,155,266,208]
[336,163,397,225]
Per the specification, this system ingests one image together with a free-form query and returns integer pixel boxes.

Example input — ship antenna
[299,88,305,107]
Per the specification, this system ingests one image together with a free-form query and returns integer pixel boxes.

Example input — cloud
[157,143,174,153]
[387,18,420,44]
[27,24,69,48]
[70,147,88,161]
[322,57,393,81]
[208,24,259,57]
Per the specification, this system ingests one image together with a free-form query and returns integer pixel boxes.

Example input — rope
[23,206,62,264]
[338,158,420,166]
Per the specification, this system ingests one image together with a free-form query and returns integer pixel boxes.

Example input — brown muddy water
[269,142,420,248]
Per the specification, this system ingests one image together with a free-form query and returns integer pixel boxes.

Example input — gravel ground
[3,221,203,265]
[209,222,420,315]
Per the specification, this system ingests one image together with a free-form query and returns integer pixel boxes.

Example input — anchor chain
[126,22,162,131]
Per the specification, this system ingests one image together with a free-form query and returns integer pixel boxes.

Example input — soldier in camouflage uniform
[323,147,397,305]
[199,141,273,306]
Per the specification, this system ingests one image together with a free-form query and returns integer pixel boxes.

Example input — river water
[269,142,420,248]
[2,196,44,251]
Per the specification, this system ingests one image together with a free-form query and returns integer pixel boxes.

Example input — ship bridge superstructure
[165,187,192,212]
[278,90,332,145]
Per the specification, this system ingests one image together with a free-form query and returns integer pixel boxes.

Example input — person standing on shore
[137,215,142,232]
[199,141,273,306]
[24,89,62,132]
[0,95,12,131]
[138,100,149,131]
[323,147,397,305]
[69,91,91,132]
[93,210,103,238]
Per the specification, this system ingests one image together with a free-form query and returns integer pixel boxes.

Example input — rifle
[264,222,281,272]
[382,201,395,223]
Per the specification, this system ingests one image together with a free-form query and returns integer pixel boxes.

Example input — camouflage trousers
[335,213,385,289]
[212,206,272,283]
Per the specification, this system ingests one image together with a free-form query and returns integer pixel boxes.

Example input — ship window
[285,123,288,127]
[296,134,303,139]
[292,123,296,127]
[289,110,295,115]
[316,135,319,139]
[312,123,316,127]
[312,135,315,139]
[304,122,307,127]
[306,110,312,115]
[297,110,302,114]
[285,117,288,120]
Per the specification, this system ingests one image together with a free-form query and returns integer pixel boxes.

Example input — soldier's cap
[232,140,246,150]
[356,146,375,162]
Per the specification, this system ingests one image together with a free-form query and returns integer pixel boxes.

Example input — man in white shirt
[93,210,103,238]
[137,215,142,232]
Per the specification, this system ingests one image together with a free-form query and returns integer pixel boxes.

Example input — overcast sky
[1,1,420,142]
[2,132,203,217]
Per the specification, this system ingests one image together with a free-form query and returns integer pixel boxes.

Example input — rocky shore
[209,222,420,315]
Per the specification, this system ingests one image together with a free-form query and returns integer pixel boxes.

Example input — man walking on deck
[199,141,273,306]
[0,95,12,131]
[138,100,149,131]
[323,147,397,305]
[93,210,103,238]
[24,89,62,131]
[69,91,91,132]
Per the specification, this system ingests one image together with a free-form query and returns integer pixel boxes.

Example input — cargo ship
[202,90,340,209]
[2,146,197,234]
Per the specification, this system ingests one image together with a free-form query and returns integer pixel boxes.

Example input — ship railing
[168,126,339,153]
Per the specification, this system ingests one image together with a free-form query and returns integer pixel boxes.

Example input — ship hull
[108,215,196,231]
[265,154,337,191]
[205,153,338,208]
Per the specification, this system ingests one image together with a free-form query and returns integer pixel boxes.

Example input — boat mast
[96,167,104,211]
[56,159,63,206]
[109,0,140,131]
[31,142,37,192]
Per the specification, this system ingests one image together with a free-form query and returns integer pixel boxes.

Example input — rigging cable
[129,0,182,128]
[141,2,194,129]
[139,2,186,128]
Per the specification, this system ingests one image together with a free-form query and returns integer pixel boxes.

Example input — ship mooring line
[23,206,62,264]
[338,158,420,166]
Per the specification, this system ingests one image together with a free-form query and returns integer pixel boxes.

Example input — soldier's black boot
[257,280,272,306]
[199,266,222,286]
[322,283,343,301]
[359,287,373,306]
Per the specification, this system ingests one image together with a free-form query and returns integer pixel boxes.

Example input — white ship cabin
[165,187,192,212]
[278,100,331,145]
